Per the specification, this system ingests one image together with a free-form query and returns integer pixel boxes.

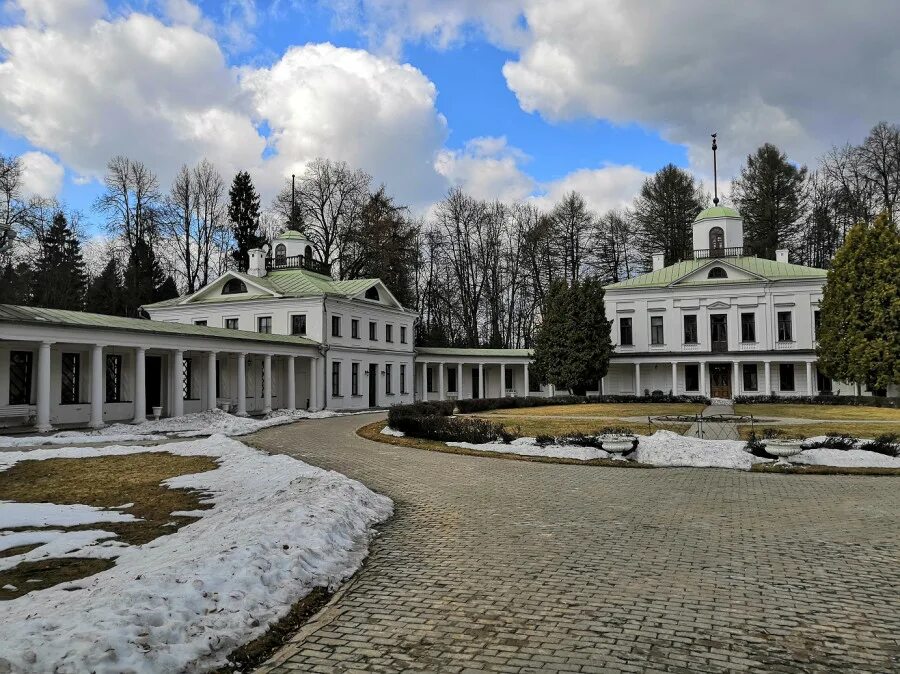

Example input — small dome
[695,206,740,222]
[276,230,310,241]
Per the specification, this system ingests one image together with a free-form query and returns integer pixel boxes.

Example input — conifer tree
[122,239,168,317]
[85,258,125,315]
[228,171,265,271]
[816,213,900,394]
[31,212,87,310]
[634,164,705,267]
[0,262,31,304]
[532,277,612,395]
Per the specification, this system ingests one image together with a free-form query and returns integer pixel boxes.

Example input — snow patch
[448,436,610,461]
[380,426,405,437]
[793,447,900,468]
[0,502,140,528]
[634,431,767,471]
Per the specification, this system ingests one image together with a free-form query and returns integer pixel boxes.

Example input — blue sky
[0,0,893,235]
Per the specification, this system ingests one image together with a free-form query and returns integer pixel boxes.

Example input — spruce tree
[816,213,900,394]
[122,239,167,317]
[634,164,705,267]
[0,262,31,305]
[31,212,87,310]
[731,143,808,259]
[228,171,265,271]
[532,278,612,395]
[85,258,125,315]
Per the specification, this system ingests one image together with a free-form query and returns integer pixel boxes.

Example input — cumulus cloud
[19,150,64,198]
[532,164,650,214]
[435,136,534,202]
[13,0,105,28]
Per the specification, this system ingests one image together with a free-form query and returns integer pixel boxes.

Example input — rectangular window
[9,350,33,405]
[741,313,756,342]
[225,318,239,330]
[290,314,306,335]
[183,358,193,399]
[257,316,272,334]
[400,326,407,344]
[816,369,832,393]
[779,363,795,391]
[505,367,513,390]
[742,364,758,391]
[426,367,434,392]
[683,315,698,344]
[619,317,633,346]
[814,310,821,340]
[385,324,393,343]
[331,315,342,337]
[650,316,664,345]
[400,364,407,394]
[685,364,699,392]
[351,362,359,396]
[369,321,377,340]
[351,319,360,339]
[105,354,122,403]
[385,364,393,395]
[448,367,457,393]
[194,319,207,326]
[528,367,541,392]
[777,311,793,342]
[331,361,341,396]
[61,352,80,404]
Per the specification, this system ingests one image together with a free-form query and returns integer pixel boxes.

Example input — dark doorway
[471,368,480,398]
[146,356,163,414]
[368,363,378,408]
[710,364,731,399]
[710,314,728,352]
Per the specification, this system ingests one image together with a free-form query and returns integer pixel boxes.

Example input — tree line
[1,121,897,343]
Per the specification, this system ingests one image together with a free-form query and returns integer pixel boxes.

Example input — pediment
[178,271,280,305]
[349,280,405,310]
[706,300,731,310]
[670,260,763,286]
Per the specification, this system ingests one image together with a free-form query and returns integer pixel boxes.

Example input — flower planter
[151,406,163,422]
[599,435,637,460]
[762,439,804,465]
[219,402,232,414]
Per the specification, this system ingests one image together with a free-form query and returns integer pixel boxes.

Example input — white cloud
[13,0,105,28]
[19,150,64,198]
[533,164,650,214]
[434,136,534,202]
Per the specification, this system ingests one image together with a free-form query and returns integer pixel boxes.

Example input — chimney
[652,253,665,271]
[775,249,789,263]
[247,247,268,277]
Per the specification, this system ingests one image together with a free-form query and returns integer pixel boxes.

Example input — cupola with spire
[690,133,747,259]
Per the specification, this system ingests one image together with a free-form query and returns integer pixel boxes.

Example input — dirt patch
[0,451,218,598]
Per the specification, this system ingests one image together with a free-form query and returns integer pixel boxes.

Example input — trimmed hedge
[734,394,900,408]
[387,401,510,444]
[455,393,709,414]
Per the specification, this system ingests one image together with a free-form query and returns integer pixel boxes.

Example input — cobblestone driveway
[248,414,900,673]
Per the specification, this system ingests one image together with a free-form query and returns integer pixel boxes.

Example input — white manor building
[0,209,885,432]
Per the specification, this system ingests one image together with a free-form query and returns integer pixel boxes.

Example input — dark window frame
[683,315,698,344]
[331,361,341,397]
[331,315,342,337]
[369,321,377,341]
[619,317,633,346]
[448,367,458,393]
[742,364,758,391]
[257,316,272,334]
[779,363,795,391]
[351,319,360,339]
[740,312,756,343]
[183,358,193,400]
[385,324,393,343]
[400,364,407,394]
[224,317,239,330]
[385,364,393,395]
[351,362,360,396]
[684,364,700,392]
[105,354,123,403]
[61,352,81,405]
[707,266,728,279]
[777,311,793,342]
[222,278,248,295]
[650,315,664,345]
[400,326,407,344]
[290,314,307,336]
[9,350,33,406]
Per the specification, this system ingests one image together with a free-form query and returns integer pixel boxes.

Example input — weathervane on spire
[711,132,719,206]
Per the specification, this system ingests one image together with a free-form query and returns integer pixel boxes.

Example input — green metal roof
[606,256,827,290]
[695,205,740,222]
[276,231,309,241]
[143,269,384,309]
[0,304,319,348]
[416,347,533,357]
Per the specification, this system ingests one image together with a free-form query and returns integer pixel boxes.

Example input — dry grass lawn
[739,422,900,441]
[734,403,900,421]
[0,452,218,599]
[474,416,689,438]
[476,402,704,419]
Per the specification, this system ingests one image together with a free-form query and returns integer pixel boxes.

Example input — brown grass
[738,422,900,441]
[475,416,690,439]
[0,452,218,599]
[734,403,900,421]
[356,421,653,468]
[477,402,704,418]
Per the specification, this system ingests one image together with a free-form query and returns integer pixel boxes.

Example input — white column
[308,356,318,411]
[207,351,217,411]
[235,353,248,416]
[599,376,605,396]
[172,350,184,417]
[90,344,104,429]
[438,362,445,401]
[524,364,530,398]
[732,361,740,397]
[263,354,272,413]
[478,363,484,398]
[500,362,506,397]
[671,361,678,396]
[36,341,53,432]
[286,355,296,410]
[421,363,428,402]
[634,363,642,396]
[806,361,813,395]
[699,361,706,398]
[133,346,146,423]
[764,361,771,395]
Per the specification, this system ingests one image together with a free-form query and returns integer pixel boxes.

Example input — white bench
[0,404,36,421]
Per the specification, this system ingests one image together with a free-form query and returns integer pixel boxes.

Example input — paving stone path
[248,413,900,673]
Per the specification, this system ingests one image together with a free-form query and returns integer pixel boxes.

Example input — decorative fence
[649,413,756,441]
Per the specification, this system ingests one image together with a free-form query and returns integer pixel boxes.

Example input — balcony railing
[266,254,332,276]
[711,340,729,353]
[687,246,753,260]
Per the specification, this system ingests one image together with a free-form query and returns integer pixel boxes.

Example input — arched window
[365,286,380,301]
[304,245,313,262]
[222,278,248,295]
[274,243,287,264]
[709,226,725,252]
[707,266,728,279]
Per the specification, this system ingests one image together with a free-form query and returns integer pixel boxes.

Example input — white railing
[739,342,759,351]
[775,341,798,350]
[648,344,667,352]
[681,343,702,352]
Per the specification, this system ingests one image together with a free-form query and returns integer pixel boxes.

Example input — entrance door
[710,364,732,399]
[368,363,378,407]
[710,314,728,352]
[471,368,480,398]
[146,356,162,414]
